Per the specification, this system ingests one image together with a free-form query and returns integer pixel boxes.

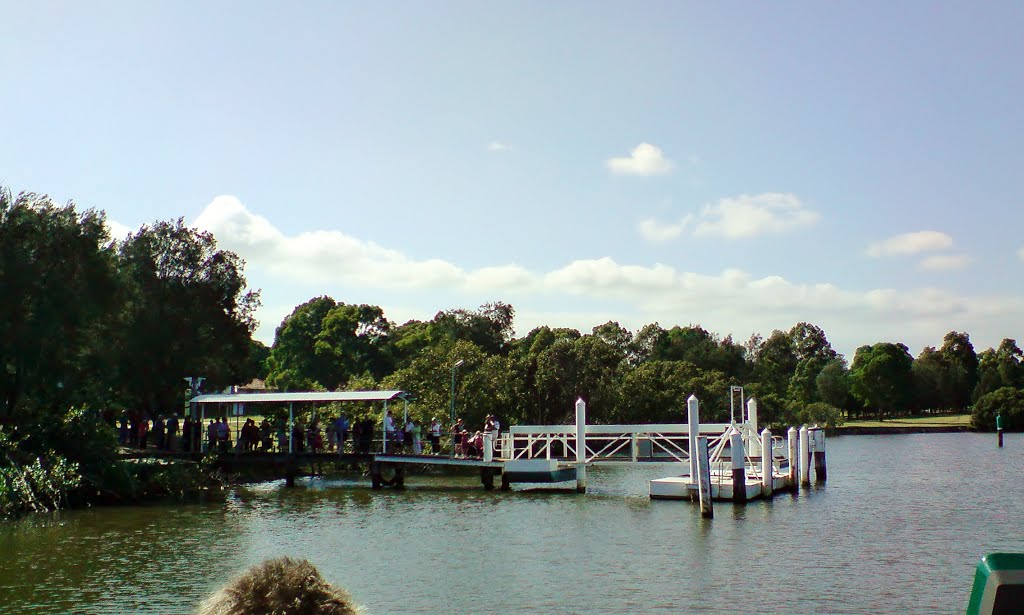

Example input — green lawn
[842,413,972,429]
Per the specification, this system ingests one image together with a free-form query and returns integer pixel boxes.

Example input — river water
[1,432,1022,614]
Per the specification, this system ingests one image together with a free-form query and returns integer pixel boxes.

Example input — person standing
[167,415,179,451]
[153,416,166,450]
[334,414,349,453]
[383,410,396,452]
[429,418,442,454]
[208,419,218,452]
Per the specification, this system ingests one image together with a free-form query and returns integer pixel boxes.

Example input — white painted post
[787,427,798,489]
[687,395,700,482]
[812,428,827,483]
[483,432,494,463]
[799,425,810,487]
[631,434,638,463]
[730,429,746,504]
[760,428,772,497]
[575,398,587,493]
[747,398,759,455]
[697,436,713,518]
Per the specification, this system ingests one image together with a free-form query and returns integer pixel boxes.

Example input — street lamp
[450,359,464,458]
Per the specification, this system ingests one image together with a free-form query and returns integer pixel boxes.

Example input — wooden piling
[787,427,798,489]
[997,414,1004,448]
[799,425,810,487]
[696,436,712,518]
[370,461,382,490]
[575,398,587,493]
[760,428,772,497]
[481,467,495,490]
[812,428,827,483]
[730,430,746,504]
[687,395,700,482]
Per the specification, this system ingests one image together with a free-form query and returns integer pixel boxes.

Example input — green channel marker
[967,553,1024,615]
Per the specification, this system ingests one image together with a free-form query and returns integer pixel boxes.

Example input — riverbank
[828,413,974,435]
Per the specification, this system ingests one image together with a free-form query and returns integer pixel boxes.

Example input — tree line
[262,297,1024,433]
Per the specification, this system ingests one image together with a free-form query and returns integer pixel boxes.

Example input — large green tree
[266,297,390,391]
[115,219,259,414]
[0,190,119,424]
[938,331,978,411]
[849,342,914,419]
[973,339,1022,402]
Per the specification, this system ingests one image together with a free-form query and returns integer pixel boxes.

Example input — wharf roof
[189,390,410,404]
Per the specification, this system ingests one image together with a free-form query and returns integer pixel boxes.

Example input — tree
[631,323,665,365]
[784,323,838,408]
[849,342,914,419]
[971,387,1024,431]
[789,322,837,364]
[267,298,391,391]
[912,346,947,412]
[266,297,338,390]
[938,331,978,411]
[316,303,392,381]
[0,189,119,424]
[752,329,797,399]
[592,321,634,359]
[429,302,515,355]
[616,361,700,424]
[815,358,850,411]
[973,339,1023,402]
[115,219,260,413]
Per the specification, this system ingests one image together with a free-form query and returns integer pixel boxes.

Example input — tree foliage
[972,387,1024,431]
[849,342,914,418]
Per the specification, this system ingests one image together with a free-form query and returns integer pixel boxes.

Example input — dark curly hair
[197,556,360,615]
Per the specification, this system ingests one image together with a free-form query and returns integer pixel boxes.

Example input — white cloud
[692,193,819,239]
[193,195,467,289]
[918,254,971,271]
[487,141,510,152]
[606,143,674,176]
[866,230,953,258]
[638,214,692,242]
[105,219,133,240]
[194,196,1024,357]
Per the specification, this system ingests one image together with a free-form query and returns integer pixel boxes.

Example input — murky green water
[2,433,1022,614]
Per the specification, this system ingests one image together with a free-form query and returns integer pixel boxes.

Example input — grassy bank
[841,413,972,429]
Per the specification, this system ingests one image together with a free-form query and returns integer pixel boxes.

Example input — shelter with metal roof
[188,390,413,453]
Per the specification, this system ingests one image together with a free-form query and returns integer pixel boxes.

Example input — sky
[3,2,1024,358]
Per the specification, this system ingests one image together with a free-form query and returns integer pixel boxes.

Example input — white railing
[503,423,736,464]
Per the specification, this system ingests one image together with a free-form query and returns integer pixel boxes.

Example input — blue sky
[3,2,1023,357]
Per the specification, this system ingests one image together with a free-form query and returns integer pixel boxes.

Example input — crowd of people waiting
[115,410,502,457]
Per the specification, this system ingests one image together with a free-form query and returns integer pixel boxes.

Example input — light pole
[450,359,464,458]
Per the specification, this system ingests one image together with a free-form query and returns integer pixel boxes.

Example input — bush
[797,402,845,428]
[0,428,82,517]
[971,387,1024,431]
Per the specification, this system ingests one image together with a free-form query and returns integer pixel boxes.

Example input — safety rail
[504,423,736,464]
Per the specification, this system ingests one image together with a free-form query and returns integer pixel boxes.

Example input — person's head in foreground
[198,556,360,615]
